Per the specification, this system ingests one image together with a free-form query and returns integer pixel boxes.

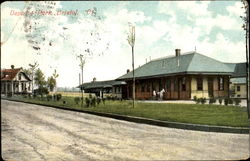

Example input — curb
[2,98,250,134]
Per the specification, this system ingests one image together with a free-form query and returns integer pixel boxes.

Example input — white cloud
[226,1,245,17]
[177,1,210,16]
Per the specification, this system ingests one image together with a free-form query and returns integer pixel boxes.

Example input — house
[226,63,247,98]
[116,49,234,100]
[230,77,246,98]
[1,65,32,95]
[79,79,126,99]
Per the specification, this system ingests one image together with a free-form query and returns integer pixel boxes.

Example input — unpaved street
[1,100,249,160]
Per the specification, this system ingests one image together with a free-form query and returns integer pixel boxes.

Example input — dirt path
[1,100,249,160]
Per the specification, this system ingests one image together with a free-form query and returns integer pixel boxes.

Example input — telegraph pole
[78,54,85,107]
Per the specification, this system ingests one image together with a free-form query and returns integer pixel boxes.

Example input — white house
[1,65,32,95]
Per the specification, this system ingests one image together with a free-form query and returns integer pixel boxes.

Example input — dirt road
[1,100,249,160]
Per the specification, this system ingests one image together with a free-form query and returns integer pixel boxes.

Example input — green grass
[4,95,250,127]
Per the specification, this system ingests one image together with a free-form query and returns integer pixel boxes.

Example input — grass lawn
[4,95,250,127]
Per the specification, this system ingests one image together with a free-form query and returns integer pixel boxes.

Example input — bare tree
[78,54,86,107]
[127,24,136,108]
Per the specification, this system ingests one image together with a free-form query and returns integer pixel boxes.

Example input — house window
[197,77,203,91]
[174,78,178,91]
[237,86,240,92]
[146,83,150,92]
[18,73,21,80]
[218,77,224,91]
[181,77,186,91]
[159,80,162,90]
[141,83,145,92]
[166,79,171,92]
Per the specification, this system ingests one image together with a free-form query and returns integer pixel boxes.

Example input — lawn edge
[2,98,250,134]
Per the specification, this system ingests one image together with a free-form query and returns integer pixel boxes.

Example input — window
[141,84,145,92]
[181,77,186,91]
[159,80,162,90]
[147,83,150,92]
[237,86,240,92]
[237,94,241,97]
[218,77,224,91]
[166,79,171,92]
[174,78,178,91]
[197,77,203,91]
[18,73,21,80]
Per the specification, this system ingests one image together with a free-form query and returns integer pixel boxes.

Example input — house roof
[117,51,234,80]
[230,77,246,84]
[78,80,126,90]
[1,68,31,81]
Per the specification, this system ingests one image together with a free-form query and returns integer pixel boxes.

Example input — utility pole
[78,54,86,107]
[127,25,135,108]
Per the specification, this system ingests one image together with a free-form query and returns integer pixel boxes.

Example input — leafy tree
[47,76,56,92]
[34,68,46,88]
[22,68,32,78]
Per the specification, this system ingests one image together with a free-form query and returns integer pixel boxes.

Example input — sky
[1,1,247,88]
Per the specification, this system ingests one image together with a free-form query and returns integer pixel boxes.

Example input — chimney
[93,77,96,82]
[127,69,130,73]
[11,65,14,69]
[175,49,181,57]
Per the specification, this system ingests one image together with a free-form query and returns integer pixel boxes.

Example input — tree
[34,68,46,88]
[127,24,136,108]
[28,62,39,94]
[47,76,56,92]
[78,54,86,107]
[22,68,32,78]
[241,0,249,118]
[52,69,59,92]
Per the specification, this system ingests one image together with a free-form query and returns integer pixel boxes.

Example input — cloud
[226,1,245,17]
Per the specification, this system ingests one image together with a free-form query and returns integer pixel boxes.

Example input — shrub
[91,97,96,107]
[97,97,101,105]
[7,92,12,97]
[102,98,106,105]
[224,98,229,106]
[63,100,66,104]
[234,99,241,106]
[85,97,90,107]
[196,98,201,104]
[23,94,28,98]
[209,98,216,104]
[34,87,49,97]
[200,97,206,104]
[193,96,197,101]
[228,98,233,105]
[74,97,80,105]
[56,94,62,101]
[219,98,223,105]
[46,94,52,101]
